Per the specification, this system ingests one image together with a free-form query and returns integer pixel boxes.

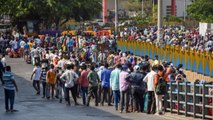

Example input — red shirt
[79,70,89,87]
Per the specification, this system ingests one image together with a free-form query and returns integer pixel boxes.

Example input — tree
[0,0,101,30]
[187,0,213,23]
[122,0,141,12]
[122,0,153,18]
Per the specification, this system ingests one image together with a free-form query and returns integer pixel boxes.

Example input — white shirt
[33,67,42,81]
[143,70,156,91]
[31,48,39,58]
[98,52,106,61]
[49,53,55,61]
[45,53,50,60]
[58,59,65,70]
[1,57,7,67]
[60,70,79,88]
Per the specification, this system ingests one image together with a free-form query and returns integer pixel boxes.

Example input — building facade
[102,0,192,22]
[162,0,192,17]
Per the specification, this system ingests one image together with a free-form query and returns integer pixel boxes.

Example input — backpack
[155,74,167,95]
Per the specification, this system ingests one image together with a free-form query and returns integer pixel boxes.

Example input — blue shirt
[3,71,15,90]
[24,43,29,49]
[67,39,74,47]
[101,68,111,88]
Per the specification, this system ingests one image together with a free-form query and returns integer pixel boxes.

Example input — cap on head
[122,65,128,70]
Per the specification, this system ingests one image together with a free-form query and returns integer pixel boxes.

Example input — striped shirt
[3,71,15,90]
[41,68,47,82]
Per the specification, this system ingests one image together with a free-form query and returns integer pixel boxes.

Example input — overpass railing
[165,81,213,119]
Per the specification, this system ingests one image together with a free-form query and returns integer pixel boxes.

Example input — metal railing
[165,81,213,119]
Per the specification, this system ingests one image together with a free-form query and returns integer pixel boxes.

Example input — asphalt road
[0,57,194,120]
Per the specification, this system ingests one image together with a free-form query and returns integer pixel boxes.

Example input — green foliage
[167,16,183,22]
[133,16,151,25]
[0,0,101,28]
[122,0,153,17]
[122,0,141,12]
[187,0,213,23]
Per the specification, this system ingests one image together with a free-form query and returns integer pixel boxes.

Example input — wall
[162,0,192,17]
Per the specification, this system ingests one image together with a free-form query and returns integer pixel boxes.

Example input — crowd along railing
[117,40,213,77]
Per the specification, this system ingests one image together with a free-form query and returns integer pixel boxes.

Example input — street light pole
[157,0,163,44]
[184,0,186,21]
[153,0,155,22]
[142,0,144,18]
[115,0,118,34]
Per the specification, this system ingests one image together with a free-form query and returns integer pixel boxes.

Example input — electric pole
[184,0,186,21]
[115,0,118,34]
[157,0,163,44]
[142,0,144,18]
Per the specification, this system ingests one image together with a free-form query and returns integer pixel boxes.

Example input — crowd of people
[118,25,213,53]
[0,25,212,116]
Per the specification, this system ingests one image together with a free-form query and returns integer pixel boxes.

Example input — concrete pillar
[115,0,118,34]
[171,0,176,16]
[157,0,163,44]
[102,0,107,24]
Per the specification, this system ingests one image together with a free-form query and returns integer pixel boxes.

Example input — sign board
[199,22,213,36]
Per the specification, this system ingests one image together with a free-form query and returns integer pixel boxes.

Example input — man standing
[119,65,130,113]
[31,47,40,65]
[57,55,66,71]
[143,65,157,114]
[3,66,18,112]
[46,64,57,99]
[40,64,48,98]
[87,65,100,106]
[154,65,166,115]
[101,63,112,106]
[31,63,42,95]
[110,64,121,110]
[79,64,89,105]
[60,64,79,105]
[126,65,147,112]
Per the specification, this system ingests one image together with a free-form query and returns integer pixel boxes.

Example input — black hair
[157,65,164,71]
[6,66,11,72]
[81,64,87,70]
[35,63,40,67]
[67,64,72,70]
[141,65,147,71]
[50,64,54,69]
[70,64,74,69]
[104,63,109,68]
[90,65,95,70]
[116,64,122,68]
